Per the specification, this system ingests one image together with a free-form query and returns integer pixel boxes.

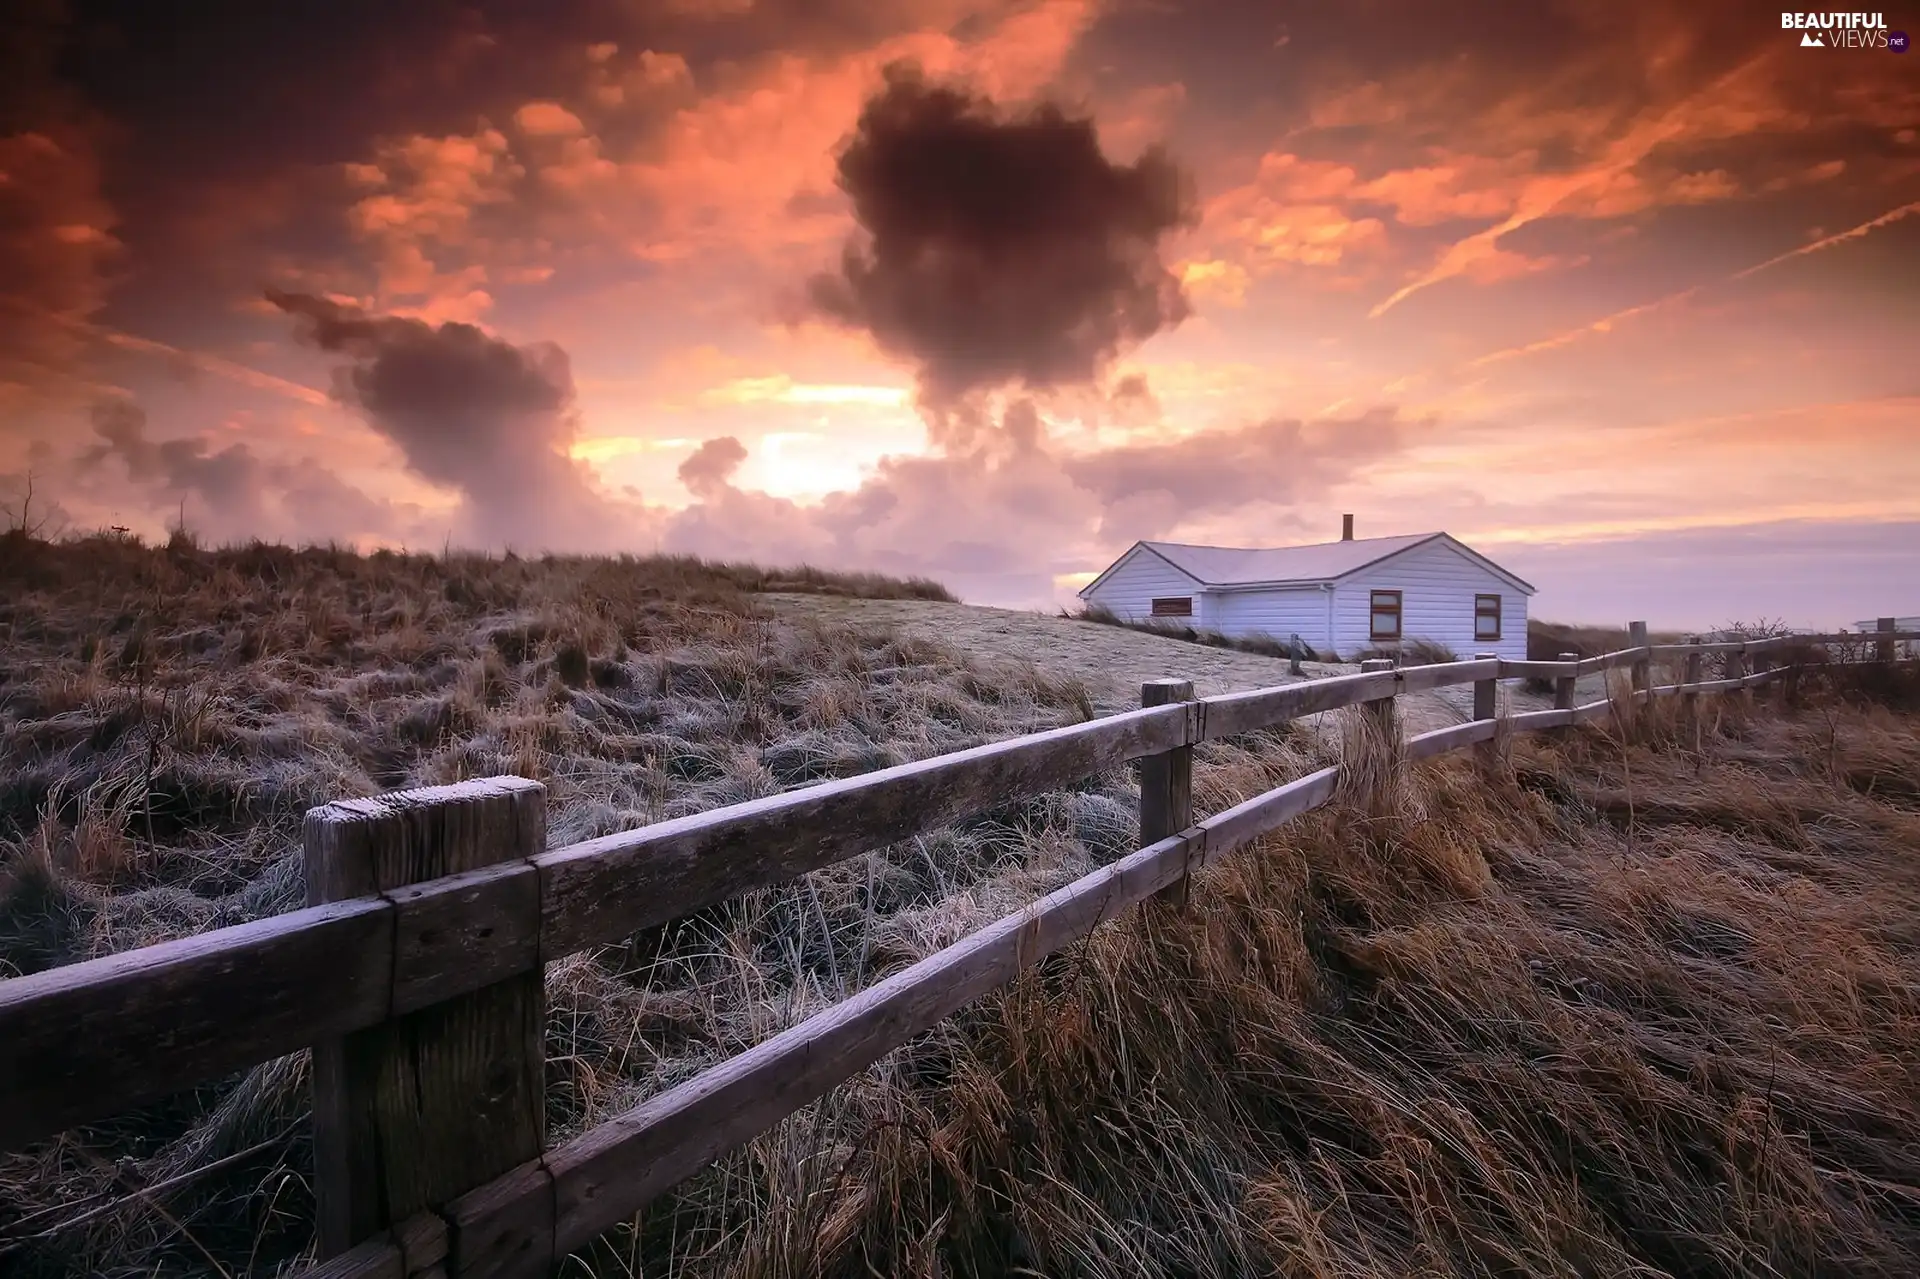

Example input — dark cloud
[909,394,1056,456]
[808,62,1197,410]
[83,399,267,528]
[658,0,1030,62]
[268,290,640,551]
[1110,372,1155,406]
[1106,373,1162,428]
[77,396,413,544]
[998,398,1046,457]
[0,0,71,135]
[677,435,749,496]
[0,2,118,428]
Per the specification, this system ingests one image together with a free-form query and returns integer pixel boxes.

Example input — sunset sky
[3,0,1916,628]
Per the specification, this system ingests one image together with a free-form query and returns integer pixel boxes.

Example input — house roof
[1080,532,1536,596]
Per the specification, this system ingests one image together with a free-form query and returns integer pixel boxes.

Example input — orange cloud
[344,127,523,318]
[698,375,909,407]
[513,102,586,137]
[1179,259,1250,306]
[1352,160,1519,225]
[1460,245,1583,285]
[1368,49,1813,316]
[1200,154,1386,269]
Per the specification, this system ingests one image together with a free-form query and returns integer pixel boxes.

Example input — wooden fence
[2,619,1916,1277]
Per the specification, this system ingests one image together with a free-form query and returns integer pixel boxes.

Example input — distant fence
[2,619,1915,1278]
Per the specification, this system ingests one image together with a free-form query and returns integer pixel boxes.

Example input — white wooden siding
[1332,540,1528,662]
[1209,587,1332,649]
[1082,548,1208,625]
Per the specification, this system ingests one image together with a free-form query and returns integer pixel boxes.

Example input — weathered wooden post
[1682,636,1703,720]
[1879,616,1898,664]
[304,777,548,1263]
[1553,651,1577,734]
[1288,633,1304,677]
[1727,642,1749,707]
[1140,679,1197,905]
[1350,658,1399,815]
[1358,656,1396,738]
[1627,621,1650,716]
[1473,651,1499,765]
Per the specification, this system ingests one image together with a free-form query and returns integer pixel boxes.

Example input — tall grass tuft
[1069,604,1331,662]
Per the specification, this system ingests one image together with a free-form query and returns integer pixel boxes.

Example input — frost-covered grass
[3,533,1918,1277]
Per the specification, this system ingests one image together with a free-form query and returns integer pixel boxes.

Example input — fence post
[1627,621,1650,714]
[1682,637,1703,719]
[1553,651,1577,733]
[305,778,548,1261]
[1140,679,1197,905]
[1879,616,1897,664]
[1358,657,1396,738]
[1473,652,1498,764]
[1727,643,1749,706]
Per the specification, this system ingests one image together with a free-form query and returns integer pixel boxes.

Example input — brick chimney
[1341,513,1354,541]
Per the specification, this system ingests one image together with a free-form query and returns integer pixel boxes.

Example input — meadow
[1,532,1916,1277]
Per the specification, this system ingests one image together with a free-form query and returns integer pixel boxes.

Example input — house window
[1474,593,1503,641]
[1150,597,1194,617]
[1369,590,1402,641]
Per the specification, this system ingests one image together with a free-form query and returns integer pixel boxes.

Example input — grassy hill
[2,536,1917,1277]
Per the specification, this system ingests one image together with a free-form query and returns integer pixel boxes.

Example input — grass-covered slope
[2,536,1916,1277]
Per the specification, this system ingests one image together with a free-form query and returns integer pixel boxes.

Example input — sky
[2,0,1916,629]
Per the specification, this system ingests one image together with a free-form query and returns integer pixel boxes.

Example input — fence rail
[2,621,1915,1277]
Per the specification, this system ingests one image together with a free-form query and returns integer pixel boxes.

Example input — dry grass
[582,679,1920,1279]
[1527,619,1694,662]
[2,536,1918,1277]
[1069,603,1329,662]
[1351,637,1461,667]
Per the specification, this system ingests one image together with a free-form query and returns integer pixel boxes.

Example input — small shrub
[1353,639,1461,667]
[553,642,591,688]
[1404,637,1460,665]
[1527,619,1687,660]
[1067,607,1331,663]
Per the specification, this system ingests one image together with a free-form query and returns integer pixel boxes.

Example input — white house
[1078,516,1536,661]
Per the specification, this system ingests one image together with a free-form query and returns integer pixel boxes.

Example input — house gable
[1077,541,1202,599]
[1331,536,1531,661]
[1335,533,1535,596]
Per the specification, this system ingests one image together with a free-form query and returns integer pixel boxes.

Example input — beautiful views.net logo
[1781,12,1908,49]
